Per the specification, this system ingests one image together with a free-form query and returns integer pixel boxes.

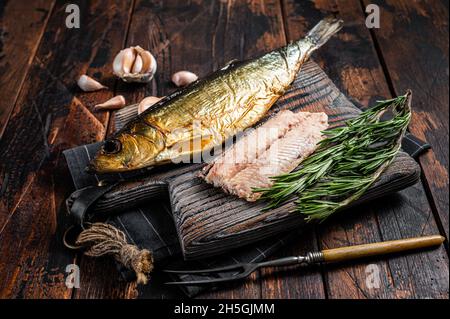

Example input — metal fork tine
[162,263,246,274]
[165,273,248,285]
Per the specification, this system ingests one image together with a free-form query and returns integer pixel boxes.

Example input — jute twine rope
[76,223,154,284]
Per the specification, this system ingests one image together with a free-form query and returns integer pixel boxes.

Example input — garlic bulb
[113,46,157,83]
[94,95,126,111]
[138,96,164,114]
[77,75,107,92]
[171,71,198,87]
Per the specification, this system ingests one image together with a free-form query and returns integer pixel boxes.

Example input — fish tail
[305,16,343,50]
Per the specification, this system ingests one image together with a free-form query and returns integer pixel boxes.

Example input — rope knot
[76,223,154,284]
[119,244,154,284]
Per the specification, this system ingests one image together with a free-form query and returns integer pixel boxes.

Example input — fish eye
[103,139,122,154]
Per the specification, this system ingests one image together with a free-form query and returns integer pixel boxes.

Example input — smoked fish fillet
[202,111,329,201]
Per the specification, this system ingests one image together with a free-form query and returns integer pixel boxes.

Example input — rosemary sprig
[255,92,412,221]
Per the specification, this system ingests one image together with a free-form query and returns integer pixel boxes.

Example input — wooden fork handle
[321,235,445,263]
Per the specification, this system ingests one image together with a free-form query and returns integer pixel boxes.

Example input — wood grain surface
[0,0,448,299]
[0,0,55,138]
[365,0,449,240]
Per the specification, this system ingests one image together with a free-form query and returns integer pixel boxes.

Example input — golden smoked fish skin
[88,17,343,173]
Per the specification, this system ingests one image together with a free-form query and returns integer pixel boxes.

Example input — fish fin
[220,59,239,71]
[306,16,343,49]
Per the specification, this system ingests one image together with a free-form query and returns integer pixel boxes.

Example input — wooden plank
[0,0,55,139]
[364,0,449,239]
[283,0,448,298]
[0,0,132,298]
[74,258,139,299]
[107,0,172,135]
[62,0,138,299]
[72,0,159,299]
[282,0,388,107]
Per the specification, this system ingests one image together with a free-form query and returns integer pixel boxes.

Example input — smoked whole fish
[88,17,343,173]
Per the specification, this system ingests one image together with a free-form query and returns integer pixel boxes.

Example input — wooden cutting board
[92,60,420,260]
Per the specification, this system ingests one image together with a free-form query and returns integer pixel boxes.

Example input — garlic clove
[113,50,125,77]
[112,46,157,83]
[135,46,156,74]
[171,71,198,87]
[138,96,164,114]
[147,53,157,75]
[147,52,157,74]
[131,54,143,74]
[122,48,136,74]
[77,75,108,92]
[94,95,126,111]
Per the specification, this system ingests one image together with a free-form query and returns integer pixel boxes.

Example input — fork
[163,235,444,285]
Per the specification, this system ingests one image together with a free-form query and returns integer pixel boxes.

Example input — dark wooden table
[0,0,448,299]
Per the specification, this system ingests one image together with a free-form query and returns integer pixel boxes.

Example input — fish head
[87,123,166,173]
